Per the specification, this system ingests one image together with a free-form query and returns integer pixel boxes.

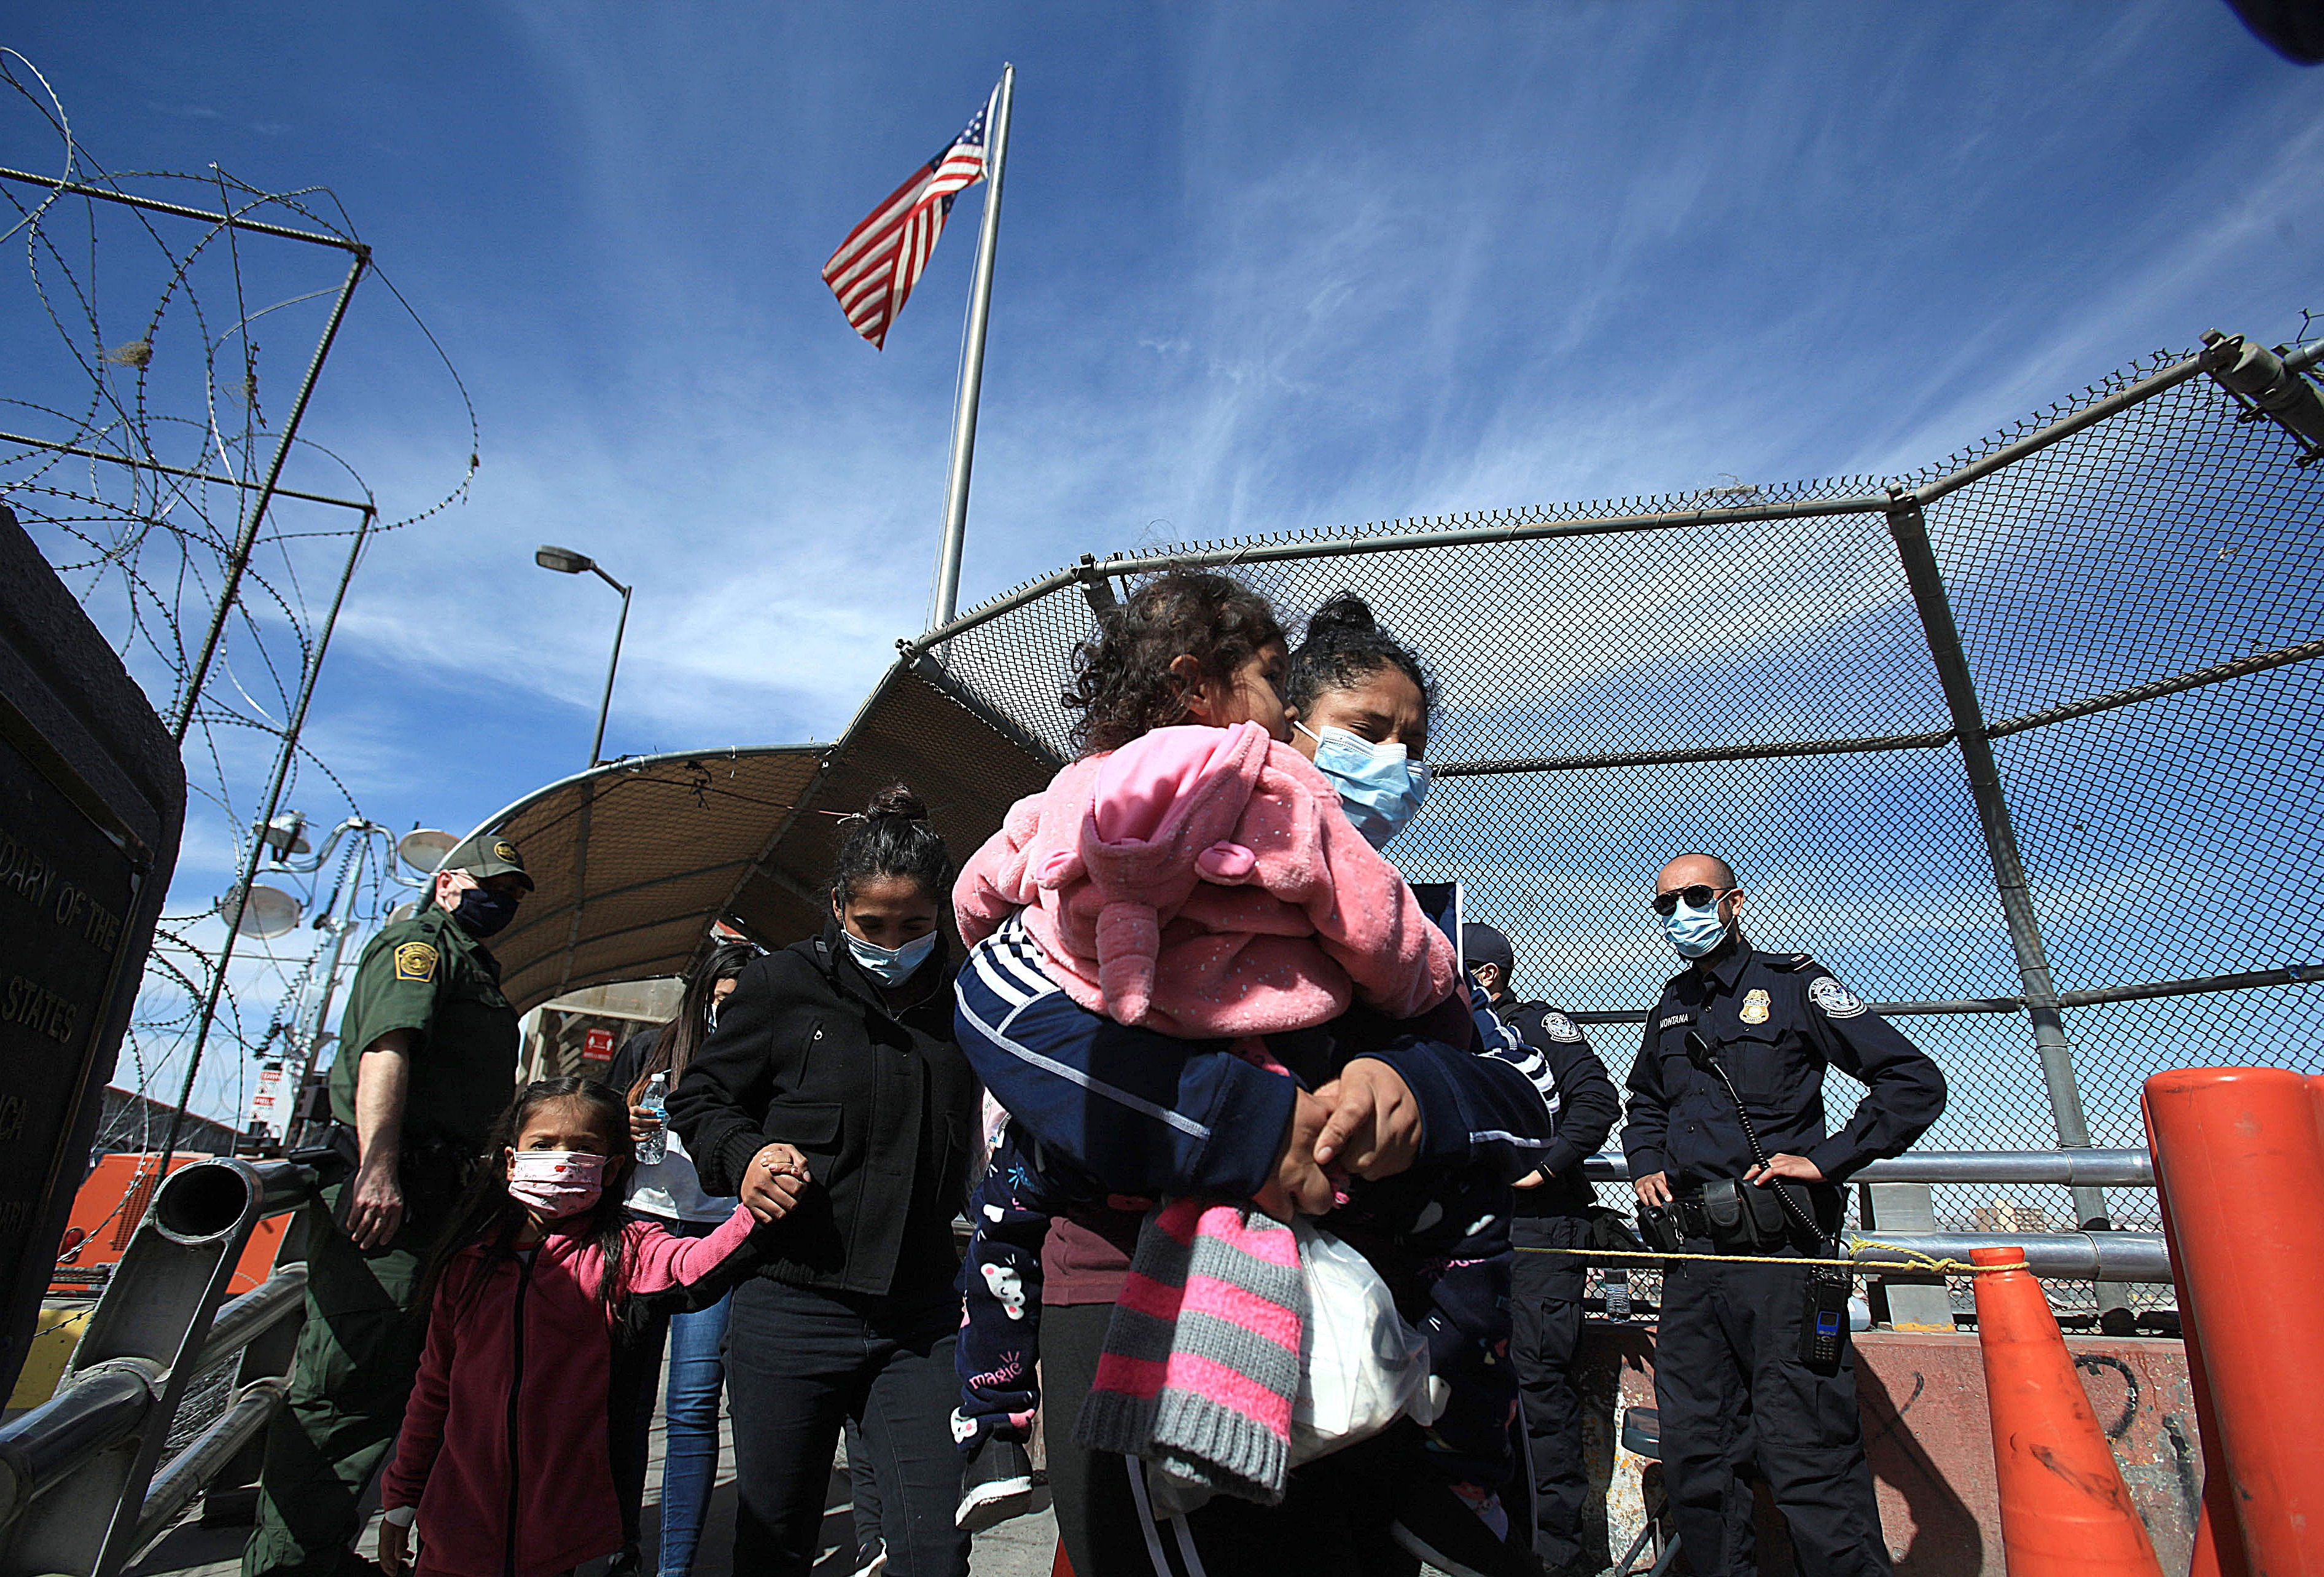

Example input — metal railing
[1573,1147,2171,1301]
[0,1157,315,1577]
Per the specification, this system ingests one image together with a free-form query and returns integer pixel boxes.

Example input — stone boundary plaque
[0,509,184,1399]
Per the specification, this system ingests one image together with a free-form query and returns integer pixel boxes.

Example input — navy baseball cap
[1460,923,1515,977]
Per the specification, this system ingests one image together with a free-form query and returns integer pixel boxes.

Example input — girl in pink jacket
[377,1078,803,1577]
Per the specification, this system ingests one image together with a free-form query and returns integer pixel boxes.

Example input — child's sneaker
[1389,1481,1527,1577]
[955,1438,1036,1532]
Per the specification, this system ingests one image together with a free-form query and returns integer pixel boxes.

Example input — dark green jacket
[327,905,518,1156]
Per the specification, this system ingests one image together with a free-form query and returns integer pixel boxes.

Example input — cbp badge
[394,942,440,982]
[493,839,519,863]
[1538,1011,1585,1044]
[1810,976,1867,1019]
[1739,988,1771,1025]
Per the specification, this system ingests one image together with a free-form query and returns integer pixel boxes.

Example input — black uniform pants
[1653,1241,1890,1577]
[1510,1213,1589,1573]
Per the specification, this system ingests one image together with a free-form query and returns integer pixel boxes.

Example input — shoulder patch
[1766,952,1819,972]
[1533,1010,1585,1044]
[394,941,440,983]
[1808,974,1866,1019]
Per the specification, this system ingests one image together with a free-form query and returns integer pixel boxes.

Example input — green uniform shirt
[327,905,518,1154]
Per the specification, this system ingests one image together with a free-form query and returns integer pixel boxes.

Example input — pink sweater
[954,721,1457,1038]
[380,1207,758,1577]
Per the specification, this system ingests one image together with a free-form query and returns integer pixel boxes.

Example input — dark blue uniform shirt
[1621,942,1946,1191]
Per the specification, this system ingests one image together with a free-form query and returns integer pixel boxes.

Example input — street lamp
[534,544,633,767]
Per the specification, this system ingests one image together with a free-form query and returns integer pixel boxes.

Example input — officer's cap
[1460,922,1516,977]
[438,831,535,891]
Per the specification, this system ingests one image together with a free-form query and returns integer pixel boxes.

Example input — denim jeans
[722,1277,967,1577]
[611,1215,734,1577]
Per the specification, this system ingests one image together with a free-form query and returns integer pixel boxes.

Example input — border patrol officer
[1621,851,1944,1577]
[1462,923,1621,1577]
[244,833,533,1577]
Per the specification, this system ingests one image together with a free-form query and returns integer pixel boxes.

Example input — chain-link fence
[900,333,2324,1311]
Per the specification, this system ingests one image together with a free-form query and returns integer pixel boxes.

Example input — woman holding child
[950,574,1557,1577]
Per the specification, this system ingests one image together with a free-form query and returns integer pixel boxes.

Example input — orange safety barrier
[1970,1245,2162,1577]
[2143,1067,2324,1576]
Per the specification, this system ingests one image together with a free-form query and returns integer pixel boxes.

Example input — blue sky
[6,2,2321,1124]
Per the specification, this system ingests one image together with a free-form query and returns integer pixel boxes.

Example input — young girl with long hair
[375,1078,801,1577]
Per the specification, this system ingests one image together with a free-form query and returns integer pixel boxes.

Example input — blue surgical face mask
[1297,721,1430,849]
[845,928,938,984]
[1662,894,1730,960]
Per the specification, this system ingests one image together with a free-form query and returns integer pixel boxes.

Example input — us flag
[822,95,993,350]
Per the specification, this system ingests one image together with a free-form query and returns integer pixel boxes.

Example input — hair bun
[1306,592,1379,639]
[865,783,929,822]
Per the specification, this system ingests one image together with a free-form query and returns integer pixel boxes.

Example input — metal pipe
[1842,1230,2171,1283]
[586,569,631,769]
[1885,498,2114,1249]
[930,63,1016,632]
[0,1369,151,1530]
[130,1376,290,1552]
[1577,1148,2154,1188]
[189,1267,308,1373]
[158,504,376,1173]
[1567,964,2322,1025]
[1903,345,2226,508]
[0,429,375,513]
[904,493,1897,657]
[1433,635,2324,777]
[170,246,368,743]
[0,167,365,251]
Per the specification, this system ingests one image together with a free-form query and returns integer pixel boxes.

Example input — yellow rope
[1514,1240,2008,1277]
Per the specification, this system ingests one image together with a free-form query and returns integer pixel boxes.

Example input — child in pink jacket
[376,1078,801,1577]
[949,575,1522,1539]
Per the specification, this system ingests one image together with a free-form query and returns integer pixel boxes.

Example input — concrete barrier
[1567,1325,2199,1576]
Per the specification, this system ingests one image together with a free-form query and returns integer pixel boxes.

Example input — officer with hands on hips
[244,832,533,1577]
[1460,923,1621,1577]
[1622,851,1944,1577]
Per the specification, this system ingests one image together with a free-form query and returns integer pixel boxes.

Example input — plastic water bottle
[636,1073,668,1164]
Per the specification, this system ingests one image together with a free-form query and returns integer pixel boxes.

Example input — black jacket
[1489,998,1620,1218]
[667,923,978,1297]
[1621,942,1947,1192]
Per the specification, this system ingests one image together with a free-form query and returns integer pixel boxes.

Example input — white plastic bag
[1289,1219,1438,1466]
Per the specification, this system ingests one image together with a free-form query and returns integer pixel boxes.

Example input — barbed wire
[1,53,475,1159]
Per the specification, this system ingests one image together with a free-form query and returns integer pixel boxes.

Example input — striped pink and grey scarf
[1074,1199,1307,1505]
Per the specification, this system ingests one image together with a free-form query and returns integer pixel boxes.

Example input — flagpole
[929,63,1014,632]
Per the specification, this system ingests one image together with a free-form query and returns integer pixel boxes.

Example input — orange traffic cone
[1051,1538,1074,1577]
[1970,1246,2162,1577]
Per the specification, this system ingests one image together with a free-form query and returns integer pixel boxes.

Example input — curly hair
[1282,592,1438,733]
[1061,570,1285,756]
[829,783,953,907]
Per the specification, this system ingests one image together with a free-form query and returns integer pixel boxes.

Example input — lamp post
[534,544,632,767]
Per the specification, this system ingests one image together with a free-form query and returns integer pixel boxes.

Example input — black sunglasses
[1651,883,1731,916]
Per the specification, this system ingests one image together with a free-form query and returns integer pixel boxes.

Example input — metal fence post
[1884,496,2122,1262]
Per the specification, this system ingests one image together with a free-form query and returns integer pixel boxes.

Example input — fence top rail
[0,166,367,253]
[1578,1147,2155,1187]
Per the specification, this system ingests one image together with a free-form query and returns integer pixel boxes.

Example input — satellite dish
[262,813,311,858]
[397,829,459,874]
[217,882,303,939]
[388,900,419,924]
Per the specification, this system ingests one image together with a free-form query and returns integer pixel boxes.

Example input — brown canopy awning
[467,659,1056,1014]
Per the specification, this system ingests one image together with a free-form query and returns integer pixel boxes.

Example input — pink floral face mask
[506,1150,606,1218]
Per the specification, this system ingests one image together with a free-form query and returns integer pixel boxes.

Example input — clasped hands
[1253,1057,1421,1223]
[1632,1154,1823,1208]
[740,1142,811,1224]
